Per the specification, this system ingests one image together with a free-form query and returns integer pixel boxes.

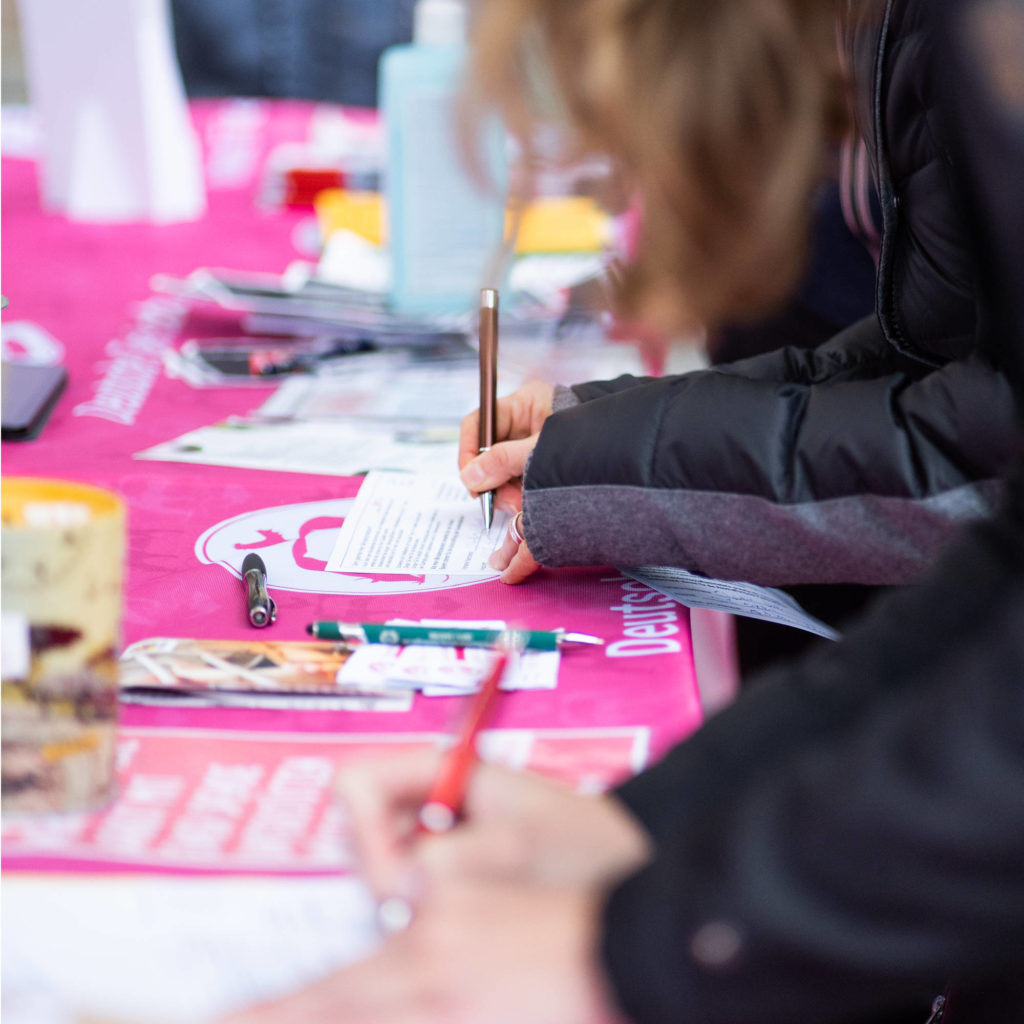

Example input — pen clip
[241,553,277,628]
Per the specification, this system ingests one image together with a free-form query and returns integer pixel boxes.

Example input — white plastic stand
[18,0,206,223]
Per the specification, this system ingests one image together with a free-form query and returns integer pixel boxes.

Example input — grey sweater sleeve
[521,316,1014,585]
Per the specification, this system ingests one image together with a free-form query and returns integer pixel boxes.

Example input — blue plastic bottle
[379,0,507,314]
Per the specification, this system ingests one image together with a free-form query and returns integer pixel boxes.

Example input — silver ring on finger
[508,510,525,546]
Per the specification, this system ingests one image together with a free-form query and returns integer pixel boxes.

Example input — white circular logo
[195,498,495,595]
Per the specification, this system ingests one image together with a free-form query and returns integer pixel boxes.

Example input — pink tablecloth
[1,100,703,875]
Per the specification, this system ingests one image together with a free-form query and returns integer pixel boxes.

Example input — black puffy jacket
[520,0,1018,587]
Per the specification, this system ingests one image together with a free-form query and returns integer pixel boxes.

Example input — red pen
[417,648,511,835]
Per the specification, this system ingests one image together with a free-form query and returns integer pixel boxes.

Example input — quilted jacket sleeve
[522,314,1015,585]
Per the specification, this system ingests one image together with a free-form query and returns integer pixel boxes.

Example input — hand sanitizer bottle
[379,0,507,314]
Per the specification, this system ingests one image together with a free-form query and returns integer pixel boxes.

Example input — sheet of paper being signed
[326,471,511,575]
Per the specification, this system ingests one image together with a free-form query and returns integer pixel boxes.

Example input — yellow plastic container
[314,189,610,254]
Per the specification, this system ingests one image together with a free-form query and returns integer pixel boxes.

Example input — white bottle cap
[413,0,467,45]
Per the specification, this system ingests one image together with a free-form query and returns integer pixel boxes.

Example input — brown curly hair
[463,0,848,333]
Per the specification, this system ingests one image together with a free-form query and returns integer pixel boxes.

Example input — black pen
[241,553,277,627]
[478,288,499,529]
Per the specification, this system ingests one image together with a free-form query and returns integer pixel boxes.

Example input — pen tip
[480,492,494,530]
[563,633,605,646]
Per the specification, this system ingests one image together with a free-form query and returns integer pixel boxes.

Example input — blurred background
[2,0,417,108]
[2,0,28,103]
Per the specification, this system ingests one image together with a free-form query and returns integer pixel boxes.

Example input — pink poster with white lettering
[1,724,652,875]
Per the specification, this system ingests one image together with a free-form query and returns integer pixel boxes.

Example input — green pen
[305,622,604,651]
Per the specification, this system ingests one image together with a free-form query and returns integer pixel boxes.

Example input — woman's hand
[336,750,652,902]
[487,509,541,583]
[224,753,647,1024]
[458,380,556,515]
[460,380,555,584]
[222,875,628,1024]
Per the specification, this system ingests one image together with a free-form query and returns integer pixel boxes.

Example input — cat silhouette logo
[196,498,495,595]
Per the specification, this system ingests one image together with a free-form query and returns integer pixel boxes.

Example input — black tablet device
[1,361,69,441]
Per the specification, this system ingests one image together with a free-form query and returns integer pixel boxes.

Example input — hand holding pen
[458,379,555,583]
[458,381,554,511]
[334,736,652,917]
[365,642,515,933]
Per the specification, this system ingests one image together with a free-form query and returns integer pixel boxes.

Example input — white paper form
[326,471,509,575]
[134,419,458,477]
[624,565,841,640]
[415,647,559,695]
[1,875,381,1024]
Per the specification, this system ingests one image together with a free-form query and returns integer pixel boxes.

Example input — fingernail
[377,895,414,934]
[489,551,508,570]
[461,464,484,488]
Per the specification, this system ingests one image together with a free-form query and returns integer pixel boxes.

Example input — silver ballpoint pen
[478,287,498,529]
